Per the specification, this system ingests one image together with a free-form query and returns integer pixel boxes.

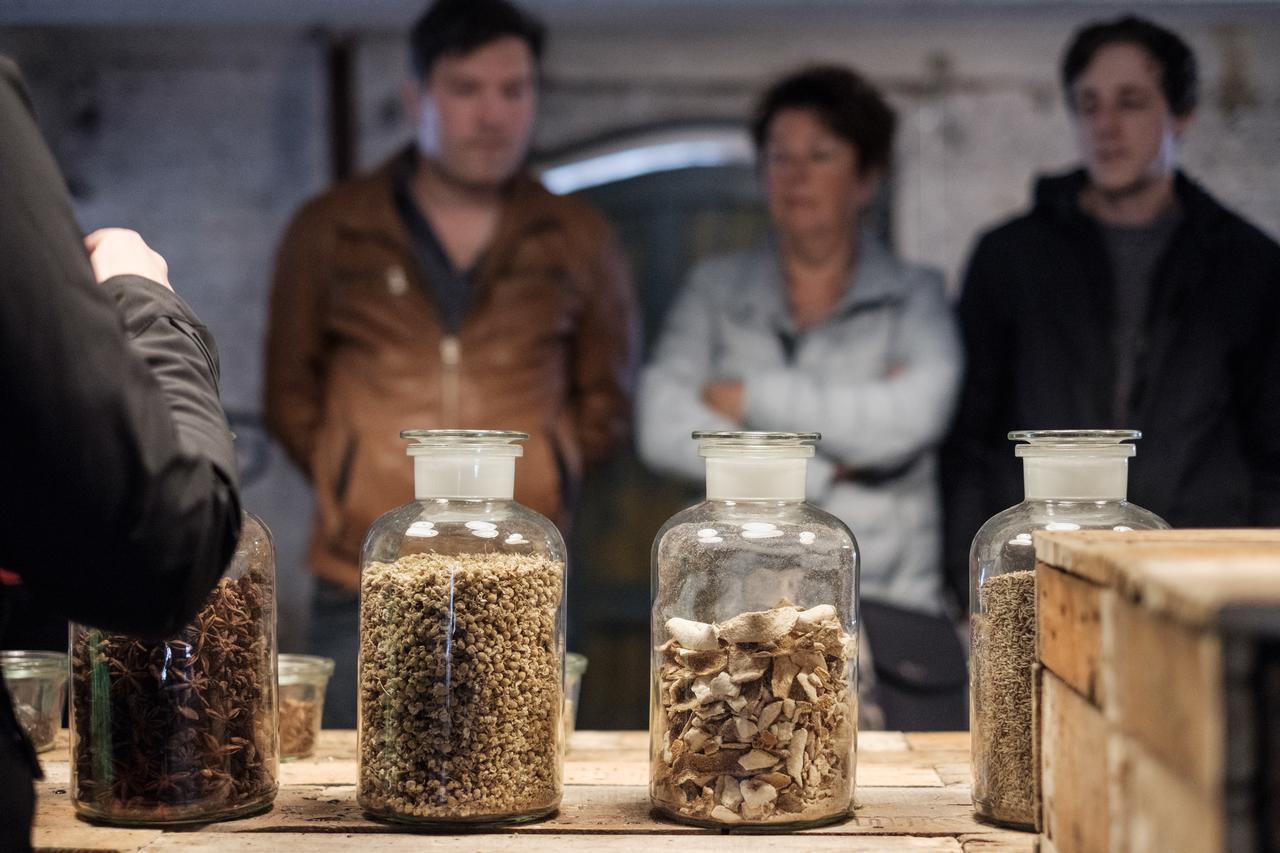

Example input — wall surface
[3,3,1278,657]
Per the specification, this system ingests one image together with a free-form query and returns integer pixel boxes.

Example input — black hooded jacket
[0,58,241,851]
[943,169,1280,600]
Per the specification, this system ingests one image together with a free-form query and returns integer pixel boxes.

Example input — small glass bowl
[1,650,68,752]
[564,652,588,743]
[278,654,335,761]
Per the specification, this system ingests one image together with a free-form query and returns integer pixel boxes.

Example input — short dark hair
[410,0,546,80]
[751,65,896,176]
[1061,15,1198,117]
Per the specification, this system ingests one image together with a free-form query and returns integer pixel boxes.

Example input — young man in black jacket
[0,57,242,852]
[944,16,1280,600]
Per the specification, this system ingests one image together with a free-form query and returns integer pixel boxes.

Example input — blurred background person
[264,0,638,727]
[0,56,242,853]
[638,65,966,729]
[943,15,1280,601]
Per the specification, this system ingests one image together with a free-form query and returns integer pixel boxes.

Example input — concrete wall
[0,28,329,651]
[3,5,1278,650]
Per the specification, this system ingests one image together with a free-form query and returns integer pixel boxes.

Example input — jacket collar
[749,229,905,330]
[333,144,562,284]
[1031,167,1231,238]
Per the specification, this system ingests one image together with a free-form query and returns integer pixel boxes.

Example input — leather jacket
[265,148,638,588]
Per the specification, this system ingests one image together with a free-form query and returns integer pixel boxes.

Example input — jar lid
[1010,429,1139,458]
[278,653,336,685]
[0,650,68,681]
[401,429,527,458]
[694,431,819,458]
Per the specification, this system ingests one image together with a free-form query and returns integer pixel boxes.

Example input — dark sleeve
[1241,243,1280,526]
[941,232,1015,609]
[0,57,241,641]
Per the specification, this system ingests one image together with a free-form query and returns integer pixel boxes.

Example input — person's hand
[702,380,744,423]
[84,228,172,291]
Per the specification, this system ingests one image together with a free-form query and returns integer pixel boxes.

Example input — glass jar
[0,650,68,753]
[70,511,278,825]
[278,654,334,761]
[650,431,859,829]
[969,430,1167,829]
[357,430,566,826]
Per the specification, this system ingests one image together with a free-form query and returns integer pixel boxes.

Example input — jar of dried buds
[357,430,566,827]
[968,430,1166,829]
[650,431,859,829]
[70,511,278,825]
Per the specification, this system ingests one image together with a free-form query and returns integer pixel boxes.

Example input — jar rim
[278,653,335,684]
[1008,429,1141,444]
[693,431,820,445]
[401,429,529,444]
[0,650,68,680]
[695,431,819,461]
[403,429,528,459]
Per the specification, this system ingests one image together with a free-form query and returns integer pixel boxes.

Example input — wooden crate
[1038,667,1112,853]
[1034,529,1280,853]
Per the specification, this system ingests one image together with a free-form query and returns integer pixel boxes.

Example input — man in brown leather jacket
[264,0,637,725]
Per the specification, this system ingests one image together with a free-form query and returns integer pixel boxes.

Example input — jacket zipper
[441,335,461,426]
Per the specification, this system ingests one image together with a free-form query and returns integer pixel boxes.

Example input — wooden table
[33,730,1034,851]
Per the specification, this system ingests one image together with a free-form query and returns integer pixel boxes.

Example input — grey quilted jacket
[638,234,963,614]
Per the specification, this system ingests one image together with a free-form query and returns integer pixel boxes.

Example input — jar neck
[1022,456,1129,501]
[705,457,807,501]
[413,455,515,500]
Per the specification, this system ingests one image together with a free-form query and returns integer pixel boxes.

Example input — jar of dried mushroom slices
[650,431,859,829]
[70,511,279,825]
[357,430,565,826]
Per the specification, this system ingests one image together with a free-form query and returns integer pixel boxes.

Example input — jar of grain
[70,511,279,825]
[650,431,859,829]
[968,430,1167,829]
[357,430,565,826]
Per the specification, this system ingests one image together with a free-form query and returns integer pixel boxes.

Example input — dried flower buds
[357,553,564,823]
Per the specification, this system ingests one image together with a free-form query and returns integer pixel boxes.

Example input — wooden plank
[1118,551,1280,627]
[1108,594,1225,793]
[960,832,1040,852]
[1035,531,1280,628]
[862,731,913,751]
[1039,669,1110,853]
[904,732,969,752]
[134,833,970,852]
[32,824,160,853]
[1037,562,1106,706]
[569,731,647,751]
[860,765,944,787]
[32,784,991,840]
[32,731,998,851]
[39,738,948,791]
[1111,734,1224,853]
[935,763,970,787]
[1034,529,1280,590]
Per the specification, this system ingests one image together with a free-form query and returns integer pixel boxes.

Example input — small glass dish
[564,652,588,743]
[278,654,335,761]
[1,650,68,753]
